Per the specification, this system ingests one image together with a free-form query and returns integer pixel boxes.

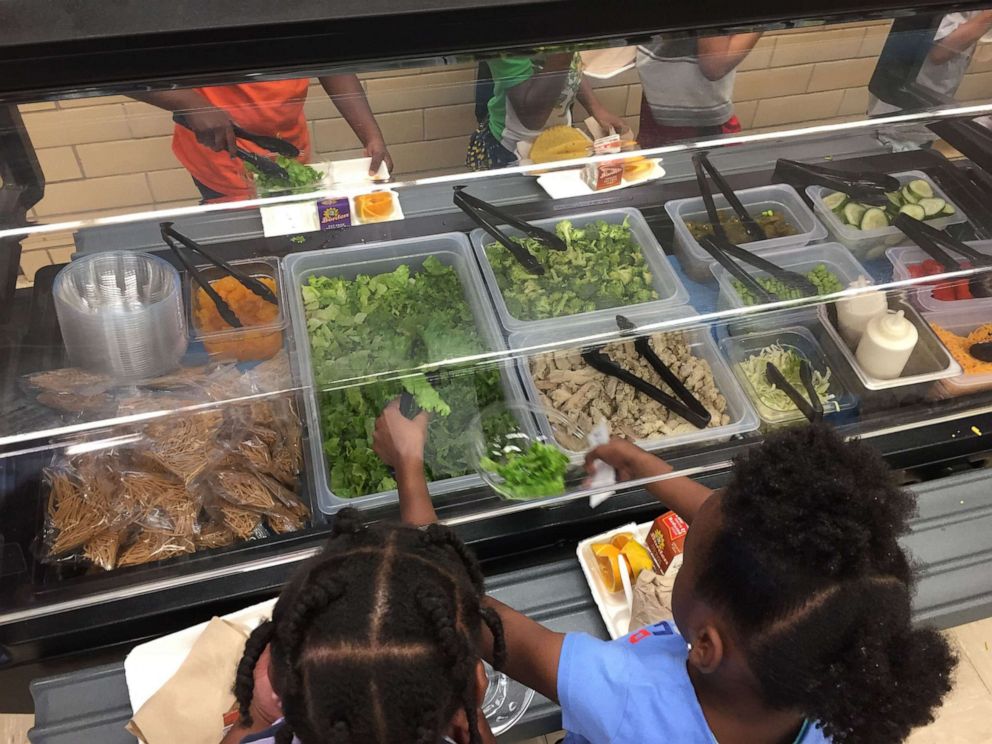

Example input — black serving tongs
[159,222,278,329]
[774,158,899,207]
[894,213,992,304]
[453,187,565,276]
[580,316,712,430]
[697,233,818,301]
[765,359,824,423]
[693,152,765,243]
[172,113,295,181]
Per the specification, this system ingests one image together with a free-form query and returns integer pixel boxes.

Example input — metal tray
[817,295,961,407]
[282,233,532,515]
[469,207,690,335]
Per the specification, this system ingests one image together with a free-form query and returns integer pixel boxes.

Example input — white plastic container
[710,242,873,337]
[509,306,759,458]
[887,241,992,314]
[469,207,690,334]
[924,306,992,398]
[576,521,653,639]
[807,170,966,261]
[856,310,919,380]
[836,278,888,348]
[666,183,827,282]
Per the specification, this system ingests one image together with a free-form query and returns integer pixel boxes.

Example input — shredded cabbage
[739,344,835,414]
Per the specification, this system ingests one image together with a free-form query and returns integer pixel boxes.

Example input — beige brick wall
[15,19,992,282]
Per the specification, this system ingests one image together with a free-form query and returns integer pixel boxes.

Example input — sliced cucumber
[941,203,957,216]
[822,191,849,212]
[901,186,920,204]
[919,198,946,218]
[886,192,903,210]
[843,202,868,226]
[908,178,934,200]
[899,203,926,221]
[861,208,890,230]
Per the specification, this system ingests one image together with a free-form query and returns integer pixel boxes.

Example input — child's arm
[373,398,436,526]
[585,438,713,524]
[929,11,992,65]
[696,32,763,81]
[483,597,565,703]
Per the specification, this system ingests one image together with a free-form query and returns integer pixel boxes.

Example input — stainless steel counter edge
[26,466,992,743]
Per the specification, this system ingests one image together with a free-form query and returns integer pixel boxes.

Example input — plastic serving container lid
[186,256,286,343]
[923,306,992,392]
[887,241,992,314]
[711,242,874,313]
[817,296,961,390]
[807,170,966,242]
[719,326,857,428]
[509,305,759,456]
[666,183,828,263]
[469,207,690,334]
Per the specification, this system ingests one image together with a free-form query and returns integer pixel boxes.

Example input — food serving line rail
[25,466,992,742]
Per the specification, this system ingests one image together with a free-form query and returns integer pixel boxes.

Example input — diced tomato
[956,280,973,300]
[907,263,925,279]
[922,259,943,274]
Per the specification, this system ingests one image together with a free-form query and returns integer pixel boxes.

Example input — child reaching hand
[486,425,956,744]
[224,400,502,744]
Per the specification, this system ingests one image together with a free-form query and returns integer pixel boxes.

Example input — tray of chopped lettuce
[469,207,689,333]
[283,233,536,514]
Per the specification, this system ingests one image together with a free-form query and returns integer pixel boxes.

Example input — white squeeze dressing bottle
[836,277,888,348]
[855,309,919,380]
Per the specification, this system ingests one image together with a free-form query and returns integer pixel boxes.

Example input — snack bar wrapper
[645,510,688,575]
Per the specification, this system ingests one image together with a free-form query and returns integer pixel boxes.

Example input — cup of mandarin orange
[187,256,287,363]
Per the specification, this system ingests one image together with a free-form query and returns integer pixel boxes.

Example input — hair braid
[234,620,274,726]
[480,604,507,670]
[245,511,496,744]
[423,524,487,592]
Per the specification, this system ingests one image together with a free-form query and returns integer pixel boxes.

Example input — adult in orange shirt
[135,75,392,201]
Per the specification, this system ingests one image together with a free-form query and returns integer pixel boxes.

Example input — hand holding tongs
[697,234,818,302]
[159,222,278,329]
[765,360,824,424]
[774,158,899,206]
[172,113,296,182]
[693,152,765,243]
[453,186,565,276]
[580,315,712,430]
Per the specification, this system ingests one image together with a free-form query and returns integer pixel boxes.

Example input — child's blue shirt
[558,622,831,744]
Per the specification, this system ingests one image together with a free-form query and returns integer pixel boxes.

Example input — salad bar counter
[4,141,992,667]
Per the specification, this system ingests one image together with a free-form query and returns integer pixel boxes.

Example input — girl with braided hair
[222,400,506,744]
[484,425,956,744]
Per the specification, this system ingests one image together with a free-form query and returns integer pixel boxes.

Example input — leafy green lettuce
[303,257,514,498]
[481,442,570,500]
[485,217,659,321]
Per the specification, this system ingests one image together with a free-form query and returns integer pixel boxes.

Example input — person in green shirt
[467,52,626,170]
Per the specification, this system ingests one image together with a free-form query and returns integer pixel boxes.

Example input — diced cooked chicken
[527,331,730,446]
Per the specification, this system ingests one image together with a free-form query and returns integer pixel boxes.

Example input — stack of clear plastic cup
[54,251,188,380]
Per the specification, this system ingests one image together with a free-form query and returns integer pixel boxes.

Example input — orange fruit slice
[356,192,394,222]
[621,541,653,580]
[623,159,653,181]
[592,543,623,593]
[610,532,635,551]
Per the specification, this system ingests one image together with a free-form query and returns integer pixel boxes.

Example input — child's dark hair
[233,509,506,744]
[696,425,954,744]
